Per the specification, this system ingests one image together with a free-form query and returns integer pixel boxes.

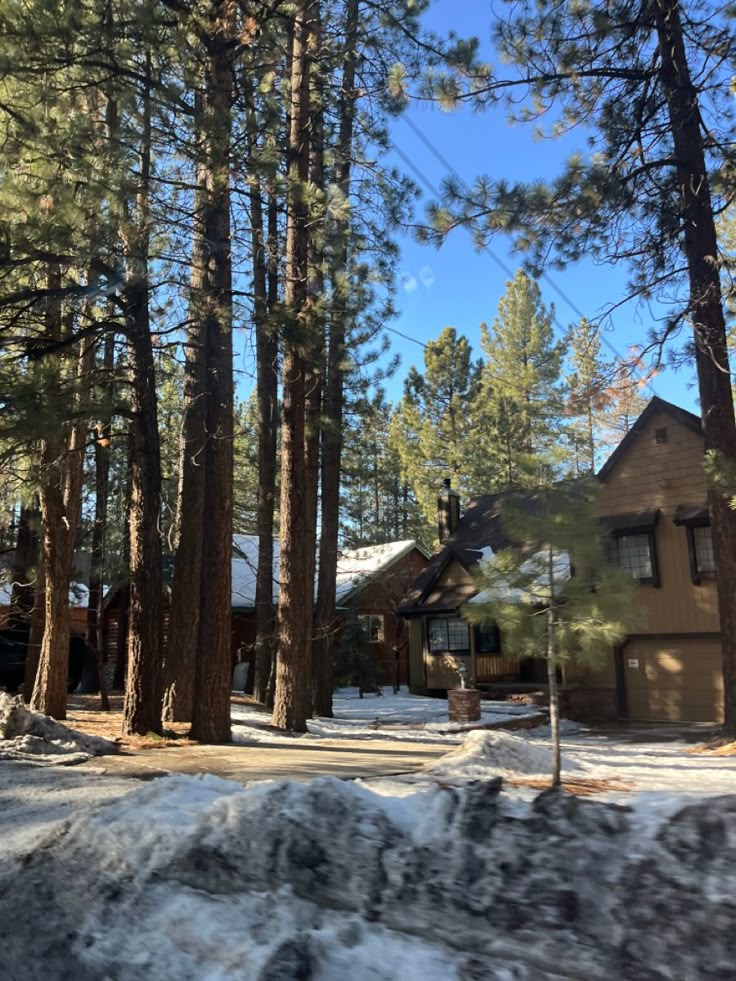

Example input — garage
[623,637,723,723]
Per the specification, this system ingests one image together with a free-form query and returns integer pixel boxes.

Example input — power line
[396,112,658,393]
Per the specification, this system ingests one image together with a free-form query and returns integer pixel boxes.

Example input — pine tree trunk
[32,266,93,719]
[654,0,736,735]
[313,0,359,718]
[122,62,163,737]
[79,330,114,708]
[245,80,279,707]
[23,560,45,703]
[546,546,561,788]
[163,180,207,723]
[273,2,314,731]
[189,0,235,743]
[546,639,561,788]
[9,505,39,630]
[305,1,325,714]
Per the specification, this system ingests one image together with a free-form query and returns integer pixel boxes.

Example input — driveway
[79,734,451,784]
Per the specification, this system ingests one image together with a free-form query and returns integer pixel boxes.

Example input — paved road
[79,735,451,784]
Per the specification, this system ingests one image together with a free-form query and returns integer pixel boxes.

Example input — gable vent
[655,427,668,444]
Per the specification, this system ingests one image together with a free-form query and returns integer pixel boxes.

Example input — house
[400,397,723,723]
[231,535,429,689]
[103,537,429,693]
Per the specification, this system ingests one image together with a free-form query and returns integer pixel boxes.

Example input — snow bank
[426,728,578,779]
[0,693,116,766]
[302,689,543,744]
[3,770,736,980]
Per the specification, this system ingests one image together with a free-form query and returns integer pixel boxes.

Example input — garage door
[624,638,723,723]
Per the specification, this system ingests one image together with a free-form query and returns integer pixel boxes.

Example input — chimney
[438,477,461,543]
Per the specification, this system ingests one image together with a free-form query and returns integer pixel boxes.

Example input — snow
[231,535,422,608]
[232,534,281,608]
[470,548,571,604]
[0,579,91,608]
[333,540,421,602]
[0,693,117,766]
[2,698,736,979]
[231,688,544,746]
[426,729,579,779]
[3,743,735,980]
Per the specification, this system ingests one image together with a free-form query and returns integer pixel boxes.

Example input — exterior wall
[623,636,723,723]
[0,605,87,633]
[596,408,719,635]
[347,548,428,689]
[420,560,522,690]
[419,559,477,610]
[408,618,425,694]
[579,407,722,721]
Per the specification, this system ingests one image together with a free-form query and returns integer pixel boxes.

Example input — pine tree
[393,326,481,531]
[272,0,316,732]
[431,0,736,734]
[565,318,612,474]
[477,270,564,489]
[464,479,638,785]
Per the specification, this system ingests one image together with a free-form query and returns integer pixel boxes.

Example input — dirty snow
[2,690,736,979]
[0,693,116,765]
[3,762,736,980]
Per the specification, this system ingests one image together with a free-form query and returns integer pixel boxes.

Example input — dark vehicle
[0,627,86,694]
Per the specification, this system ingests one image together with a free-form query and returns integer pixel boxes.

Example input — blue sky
[378,0,700,413]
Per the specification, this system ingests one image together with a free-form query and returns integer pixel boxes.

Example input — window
[673,506,714,585]
[655,427,669,444]
[358,614,384,643]
[603,511,660,585]
[609,532,658,583]
[476,625,501,654]
[615,533,653,579]
[428,617,470,654]
[693,525,715,574]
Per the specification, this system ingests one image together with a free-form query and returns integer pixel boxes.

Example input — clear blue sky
[378,0,700,413]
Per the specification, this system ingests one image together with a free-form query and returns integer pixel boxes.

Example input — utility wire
[396,112,659,395]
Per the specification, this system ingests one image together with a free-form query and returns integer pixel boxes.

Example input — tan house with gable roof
[400,397,724,723]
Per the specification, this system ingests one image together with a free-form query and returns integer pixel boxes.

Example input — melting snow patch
[0,693,116,766]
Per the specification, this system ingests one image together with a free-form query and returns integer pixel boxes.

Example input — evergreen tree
[340,391,428,548]
[393,326,481,530]
[564,318,612,474]
[477,270,564,489]
[430,0,736,734]
[464,479,637,785]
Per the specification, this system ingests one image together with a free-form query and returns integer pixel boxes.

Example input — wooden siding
[408,618,425,693]
[420,559,476,609]
[475,654,516,682]
[596,408,719,635]
[624,637,723,722]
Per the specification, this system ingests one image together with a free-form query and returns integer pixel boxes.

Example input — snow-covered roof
[469,549,571,606]
[232,534,281,609]
[0,580,92,608]
[231,535,424,610]
[334,540,421,602]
